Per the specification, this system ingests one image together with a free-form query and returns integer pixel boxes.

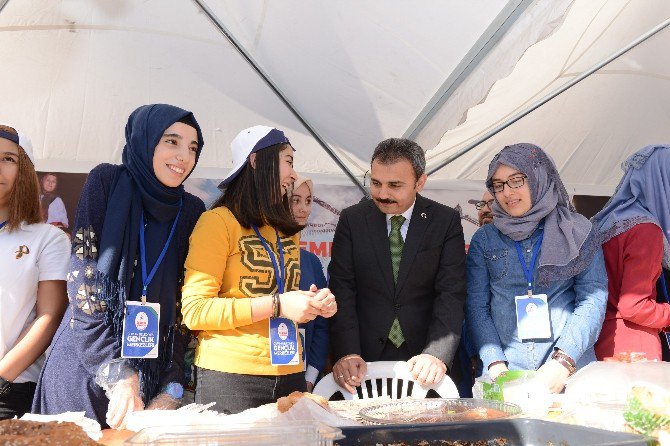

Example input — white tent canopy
[426,0,670,196]
[1,0,669,195]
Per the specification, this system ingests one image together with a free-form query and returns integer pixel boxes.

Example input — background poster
[183,178,488,270]
[48,173,606,271]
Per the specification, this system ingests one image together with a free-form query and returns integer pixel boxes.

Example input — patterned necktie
[388,215,405,348]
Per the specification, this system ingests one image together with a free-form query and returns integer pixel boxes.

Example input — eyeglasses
[475,199,495,210]
[490,175,527,193]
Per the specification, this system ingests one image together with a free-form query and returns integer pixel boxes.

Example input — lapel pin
[15,245,30,259]
[420,212,427,219]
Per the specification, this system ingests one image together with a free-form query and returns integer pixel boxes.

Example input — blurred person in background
[39,173,68,229]
[592,145,670,361]
[291,175,329,392]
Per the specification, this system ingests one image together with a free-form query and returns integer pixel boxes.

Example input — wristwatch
[551,349,576,376]
[162,382,184,399]
[0,376,11,397]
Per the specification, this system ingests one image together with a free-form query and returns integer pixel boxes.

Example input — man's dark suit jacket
[328,194,467,370]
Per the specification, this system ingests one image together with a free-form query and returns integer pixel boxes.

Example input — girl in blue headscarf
[593,145,670,361]
[33,104,206,429]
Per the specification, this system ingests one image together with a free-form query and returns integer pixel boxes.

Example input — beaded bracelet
[271,292,281,319]
[271,293,279,319]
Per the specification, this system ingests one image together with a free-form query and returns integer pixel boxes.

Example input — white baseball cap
[218,125,292,189]
[0,125,34,165]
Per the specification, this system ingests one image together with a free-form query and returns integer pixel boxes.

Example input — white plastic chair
[313,361,459,400]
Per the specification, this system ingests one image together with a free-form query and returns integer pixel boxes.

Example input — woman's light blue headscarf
[592,145,670,268]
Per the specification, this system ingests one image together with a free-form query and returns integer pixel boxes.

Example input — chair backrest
[313,361,459,401]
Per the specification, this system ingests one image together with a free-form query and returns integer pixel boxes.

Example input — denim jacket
[465,222,607,372]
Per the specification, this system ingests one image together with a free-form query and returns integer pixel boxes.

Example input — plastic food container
[358,398,521,425]
[124,421,344,445]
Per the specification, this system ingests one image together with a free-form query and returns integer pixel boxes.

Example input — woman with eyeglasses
[465,143,607,393]
[592,145,670,361]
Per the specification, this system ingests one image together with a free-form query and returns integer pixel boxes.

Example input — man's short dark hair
[371,138,426,180]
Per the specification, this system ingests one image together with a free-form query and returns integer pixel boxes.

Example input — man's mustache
[375,198,397,204]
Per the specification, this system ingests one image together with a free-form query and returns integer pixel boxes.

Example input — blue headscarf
[97,104,203,402]
[592,145,670,268]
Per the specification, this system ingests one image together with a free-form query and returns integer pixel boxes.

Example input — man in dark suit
[328,138,466,393]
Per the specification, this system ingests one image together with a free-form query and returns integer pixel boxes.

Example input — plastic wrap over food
[559,361,670,435]
[565,362,670,406]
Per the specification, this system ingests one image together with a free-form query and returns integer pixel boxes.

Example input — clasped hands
[278,284,337,323]
[332,353,447,394]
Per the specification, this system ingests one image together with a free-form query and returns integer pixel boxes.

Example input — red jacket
[595,223,670,360]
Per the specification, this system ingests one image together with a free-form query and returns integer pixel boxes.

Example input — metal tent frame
[425,16,670,176]
[191,0,533,192]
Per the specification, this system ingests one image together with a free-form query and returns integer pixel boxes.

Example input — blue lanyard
[251,225,285,294]
[659,272,670,349]
[139,201,182,304]
[0,221,6,231]
[660,272,669,303]
[514,228,544,296]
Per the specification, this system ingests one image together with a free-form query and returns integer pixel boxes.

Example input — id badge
[269,317,301,366]
[299,327,307,371]
[121,301,160,359]
[514,294,551,340]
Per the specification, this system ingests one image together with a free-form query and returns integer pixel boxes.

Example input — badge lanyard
[514,229,544,296]
[251,225,285,293]
[252,225,301,366]
[0,221,6,231]
[658,272,670,349]
[139,200,183,304]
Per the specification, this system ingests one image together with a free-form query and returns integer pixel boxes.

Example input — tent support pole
[403,0,534,141]
[0,0,12,15]
[191,0,367,195]
[427,16,670,177]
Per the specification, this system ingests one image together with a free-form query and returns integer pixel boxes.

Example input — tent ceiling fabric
[413,0,574,150]
[3,0,662,194]
[0,0,524,183]
[426,0,670,196]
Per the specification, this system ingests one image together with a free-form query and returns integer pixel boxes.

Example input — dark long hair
[213,143,301,236]
[0,125,41,231]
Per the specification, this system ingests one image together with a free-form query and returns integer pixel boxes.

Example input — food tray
[124,421,343,445]
[359,398,521,425]
[336,418,652,446]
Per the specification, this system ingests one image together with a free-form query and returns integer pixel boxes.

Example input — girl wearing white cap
[182,126,337,413]
[0,125,69,418]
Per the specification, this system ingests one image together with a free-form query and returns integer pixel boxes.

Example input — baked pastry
[0,419,101,445]
[277,391,329,413]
